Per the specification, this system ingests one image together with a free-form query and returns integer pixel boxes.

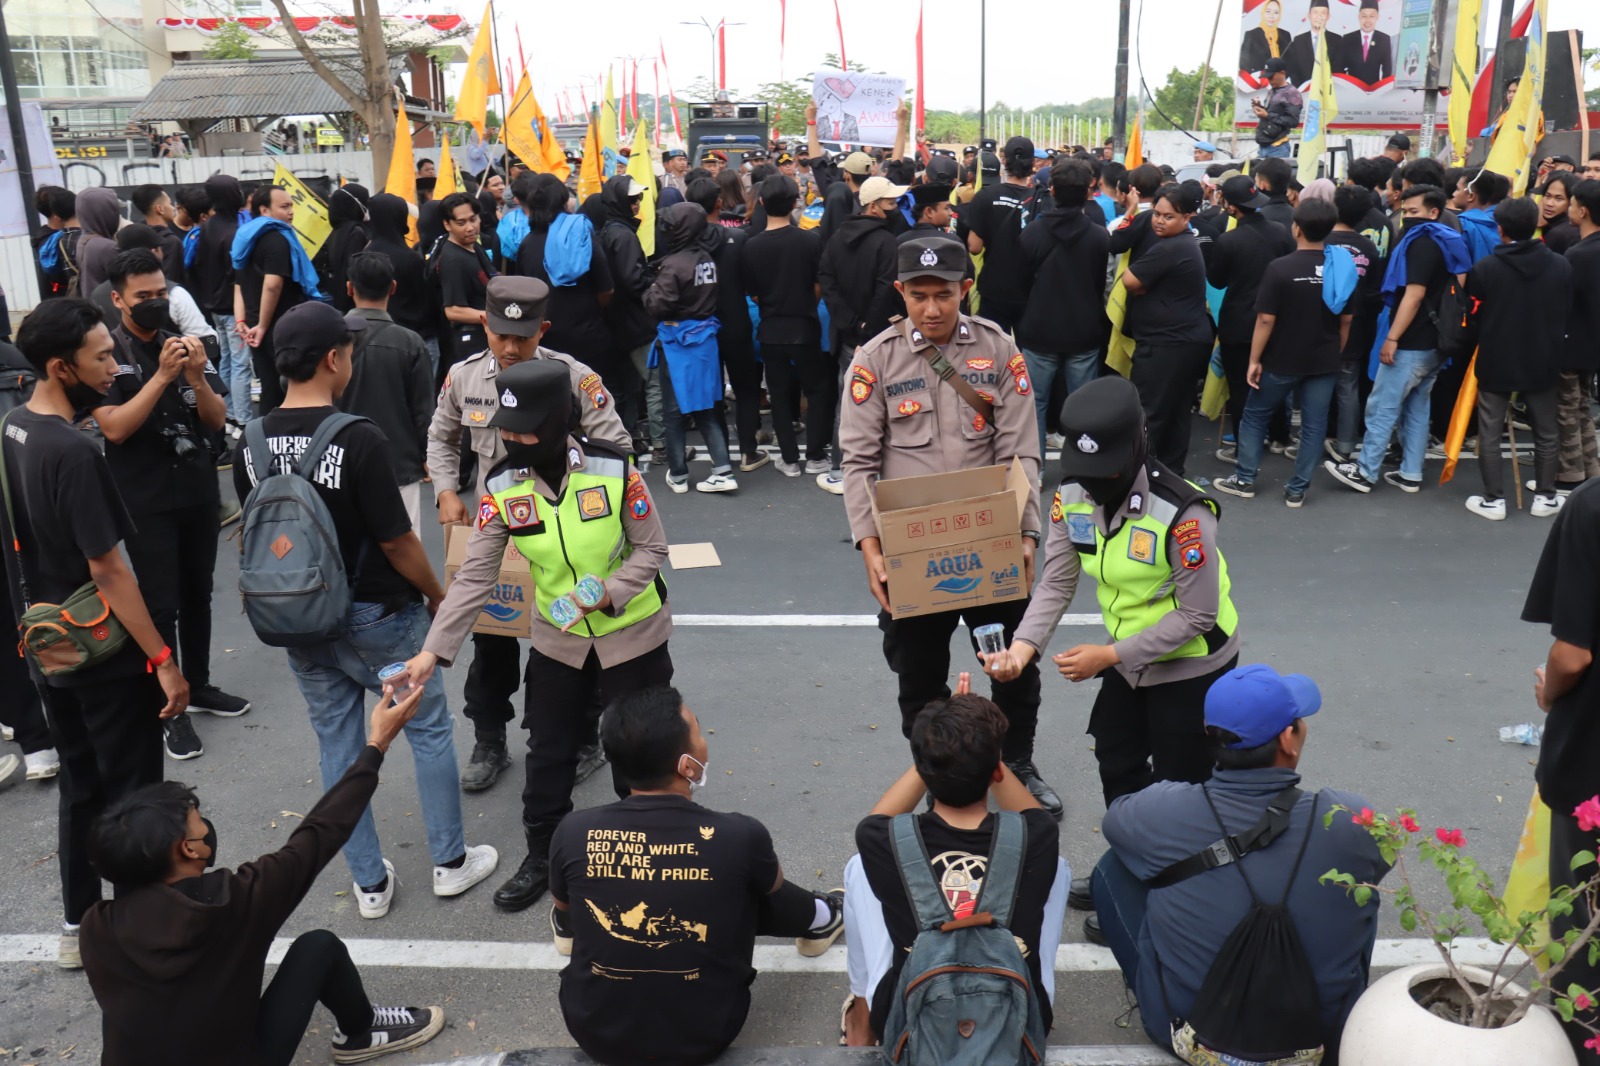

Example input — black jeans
[249,332,285,414]
[1550,808,1600,1063]
[522,641,674,838]
[124,501,221,689]
[720,333,764,456]
[462,632,521,739]
[1087,656,1235,806]
[258,930,373,1066]
[763,342,833,465]
[47,672,165,923]
[1130,341,1210,475]
[878,598,1042,761]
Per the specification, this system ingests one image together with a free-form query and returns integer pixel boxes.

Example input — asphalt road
[0,420,1564,1064]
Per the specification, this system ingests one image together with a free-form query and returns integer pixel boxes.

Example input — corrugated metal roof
[132,56,402,123]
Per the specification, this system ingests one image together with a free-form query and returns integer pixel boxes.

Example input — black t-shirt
[0,406,143,686]
[964,182,1043,314]
[1357,206,1393,264]
[1126,233,1214,345]
[1326,229,1384,358]
[855,809,1060,1038]
[741,226,823,346]
[193,216,238,315]
[231,407,416,606]
[515,227,615,363]
[438,239,494,313]
[1523,479,1600,813]
[1395,229,1449,350]
[1254,249,1343,376]
[548,794,783,1066]
[239,229,305,330]
[100,328,224,515]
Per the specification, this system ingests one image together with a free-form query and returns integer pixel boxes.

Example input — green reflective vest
[1054,474,1237,662]
[487,450,664,638]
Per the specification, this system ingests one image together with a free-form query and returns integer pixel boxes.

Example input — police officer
[427,276,632,791]
[983,375,1241,939]
[840,235,1059,816]
[406,359,672,911]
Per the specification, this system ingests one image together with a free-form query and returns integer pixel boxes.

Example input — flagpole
[488,0,509,145]
[978,0,987,140]
[1195,0,1227,130]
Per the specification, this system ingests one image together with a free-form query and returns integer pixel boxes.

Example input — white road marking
[0,934,1503,972]
[674,613,1104,627]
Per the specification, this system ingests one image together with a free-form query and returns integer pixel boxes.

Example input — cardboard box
[444,524,534,638]
[870,458,1032,619]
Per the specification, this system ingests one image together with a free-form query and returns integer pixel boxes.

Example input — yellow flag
[454,1,502,140]
[1439,351,1479,485]
[1103,252,1135,378]
[1448,0,1482,164]
[1125,114,1142,169]
[626,122,656,257]
[530,88,570,179]
[599,70,623,176]
[272,163,332,257]
[578,119,604,203]
[1297,32,1339,185]
[384,97,419,245]
[436,130,466,198]
[506,72,572,182]
[1484,0,1548,197]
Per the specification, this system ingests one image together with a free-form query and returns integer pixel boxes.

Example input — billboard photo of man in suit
[1338,0,1393,87]
[1285,0,1343,87]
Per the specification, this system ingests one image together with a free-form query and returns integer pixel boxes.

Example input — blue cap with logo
[1204,664,1322,749]
[1195,141,1218,153]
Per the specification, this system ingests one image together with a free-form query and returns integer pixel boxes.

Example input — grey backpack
[238,413,367,647]
[881,811,1047,1066]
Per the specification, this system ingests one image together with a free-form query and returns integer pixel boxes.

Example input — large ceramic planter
[1341,963,1577,1066]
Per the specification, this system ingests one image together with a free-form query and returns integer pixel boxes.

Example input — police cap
[486,276,550,338]
[1056,376,1144,479]
[897,235,966,282]
[488,358,570,434]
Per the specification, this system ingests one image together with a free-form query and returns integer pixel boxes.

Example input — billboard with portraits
[1235,0,1436,129]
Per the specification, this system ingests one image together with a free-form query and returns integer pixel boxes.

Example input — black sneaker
[1067,875,1094,911]
[1005,759,1063,819]
[163,715,203,760]
[796,888,846,957]
[1284,489,1305,509]
[331,1005,445,1063]
[574,742,608,786]
[1323,460,1374,493]
[550,904,574,956]
[460,740,512,792]
[1323,439,1352,464]
[1212,475,1255,499]
[1382,470,1422,494]
[1083,914,1108,946]
[189,685,250,717]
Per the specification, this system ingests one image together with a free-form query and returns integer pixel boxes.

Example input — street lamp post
[680,18,745,91]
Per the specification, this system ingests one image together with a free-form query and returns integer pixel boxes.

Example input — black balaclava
[1068,426,1148,516]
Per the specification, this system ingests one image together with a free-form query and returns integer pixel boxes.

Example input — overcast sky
[457,0,1598,115]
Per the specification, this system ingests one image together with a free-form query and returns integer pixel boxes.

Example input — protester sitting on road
[841,683,1065,1048]
[1092,664,1390,1063]
[81,685,447,1066]
[548,685,844,1066]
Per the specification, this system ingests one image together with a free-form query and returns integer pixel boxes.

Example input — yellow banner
[384,98,419,246]
[1298,32,1339,186]
[578,118,604,203]
[436,130,466,197]
[1104,252,1134,378]
[1448,0,1482,164]
[454,1,502,140]
[272,164,332,257]
[626,122,656,257]
[1484,0,1548,197]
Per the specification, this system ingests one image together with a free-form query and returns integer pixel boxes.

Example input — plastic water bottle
[1498,723,1544,746]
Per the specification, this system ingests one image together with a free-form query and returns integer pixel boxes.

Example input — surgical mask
[199,816,218,869]
[128,297,169,332]
[682,754,710,793]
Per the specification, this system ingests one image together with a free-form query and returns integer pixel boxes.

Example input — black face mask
[1400,215,1428,232]
[506,406,573,471]
[62,369,105,413]
[128,297,169,332]
[199,816,218,869]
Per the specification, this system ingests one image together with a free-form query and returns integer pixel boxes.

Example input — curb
[419,1048,1180,1065]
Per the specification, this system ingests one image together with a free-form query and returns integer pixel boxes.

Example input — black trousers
[878,598,1042,761]
[0,562,51,754]
[462,631,521,738]
[721,334,764,456]
[522,641,674,838]
[258,930,373,1066]
[124,501,220,689]
[763,342,833,465]
[1087,655,1236,807]
[250,332,285,415]
[1130,341,1210,475]
[1549,808,1600,1063]
[46,672,164,923]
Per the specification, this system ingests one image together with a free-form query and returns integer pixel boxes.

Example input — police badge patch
[576,486,611,520]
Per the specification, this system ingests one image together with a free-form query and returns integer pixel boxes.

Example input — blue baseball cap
[1204,664,1321,749]
[1195,141,1218,153]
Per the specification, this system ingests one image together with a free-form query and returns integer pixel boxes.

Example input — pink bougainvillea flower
[1399,814,1420,833]
[1574,797,1600,834]
[1435,828,1466,847]
[1352,808,1376,827]
[1575,992,1594,1011]
[1585,1034,1600,1052]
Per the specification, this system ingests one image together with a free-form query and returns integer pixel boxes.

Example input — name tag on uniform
[576,486,611,521]
[505,495,540,532]
[1127,527,1158,565]
[1067,514,1096,545]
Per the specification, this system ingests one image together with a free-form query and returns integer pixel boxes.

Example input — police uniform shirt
[840,314,1042,548]
[1014,467,1238,687]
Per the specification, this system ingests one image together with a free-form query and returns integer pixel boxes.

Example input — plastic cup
[572,575,607,609]
[377,662,413,700]
[973,623,1007,657]
[549,595,581,628]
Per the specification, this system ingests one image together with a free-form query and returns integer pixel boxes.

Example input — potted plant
[1321,798,1600,1065]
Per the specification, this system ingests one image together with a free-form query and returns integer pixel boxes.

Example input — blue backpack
[880,811,1047,1066]
[237,413,368,647]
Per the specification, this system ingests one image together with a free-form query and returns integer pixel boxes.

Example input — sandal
[839,993,856,1047]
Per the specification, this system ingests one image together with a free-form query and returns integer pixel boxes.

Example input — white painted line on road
[674,613,1104,627]
[0,934,1502,972]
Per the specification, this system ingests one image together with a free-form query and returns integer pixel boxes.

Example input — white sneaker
[816,472,845,495]
[1532,493,1565,518]
[1465,495,1507,521]
[1045,432,1066,451]
[774,459,804,477]
[357,859,397,919]
[1,723,13,741]
[58,924,81,970]
[804,458,832,476]
[1526,479,1574,498]
[434,843,498,897]
[24,748,60,780]
[696,473,738,493]
[664,474,688,494]
[0,752,20,793]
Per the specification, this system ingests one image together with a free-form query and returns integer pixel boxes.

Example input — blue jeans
[1235,370,1338,494]
[211,312,254,423]
[1091,849,1170,1050]
[1258,141,1292,158]
[659,357,732,478]
[286,601,464,887]
[423,335,440,378]
[1021,346,1099,454]
[1358,348,1442,482]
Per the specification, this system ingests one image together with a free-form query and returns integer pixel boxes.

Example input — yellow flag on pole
[599,70,623,176]
[1439,352,1479,485]
[384,97,419,245]
[1484,0,1548,197]
[454,1,502,140]
[1104,252,1135,378]
[1125,113,1142,168]
[578,118,604,203]
[436,130,466,197]
[1297,32,1338,185]
[506,72,572,182]
[626,122,656,257]
[1448,0,1482,164]
[530,88,570,179]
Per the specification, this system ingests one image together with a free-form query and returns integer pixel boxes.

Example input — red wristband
[147,645,173,672]
[807,120,817,126]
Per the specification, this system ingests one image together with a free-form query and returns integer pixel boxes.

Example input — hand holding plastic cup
[378,662,414,701]
[572,574,606,609]
[549,595,582,629]
[974,623,1007,657]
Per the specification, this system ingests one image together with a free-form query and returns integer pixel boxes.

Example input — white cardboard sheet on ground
[668,543,722,569]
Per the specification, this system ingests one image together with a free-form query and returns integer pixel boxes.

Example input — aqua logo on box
[481,582,526,623]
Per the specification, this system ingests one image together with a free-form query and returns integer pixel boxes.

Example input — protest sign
[272,164,332,257]
[811,68,905,149]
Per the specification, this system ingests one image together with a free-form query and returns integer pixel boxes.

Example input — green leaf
[1574,850,1597,872]
[1558,998,1576,1022]
[1548,941,1568,964]
[1323,810,1335,830]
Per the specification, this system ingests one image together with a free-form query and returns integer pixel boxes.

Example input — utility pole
[1112,0,1131,154]
[979,0,987,141]
[1195,0,1227,130]
[1418,0,1451,157]
[0,1,41,298]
